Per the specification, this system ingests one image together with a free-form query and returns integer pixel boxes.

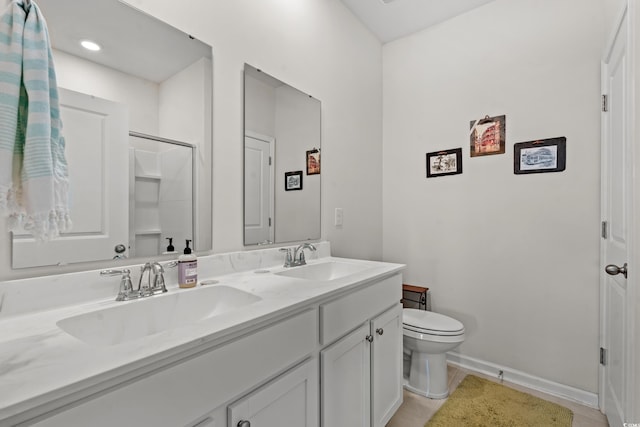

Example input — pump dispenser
[165,237,175,253]
[178,239,197,288]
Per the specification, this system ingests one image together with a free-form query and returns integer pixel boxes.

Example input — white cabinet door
[321,323,371,427]
[371,304,403,427]
[228,358,318,427]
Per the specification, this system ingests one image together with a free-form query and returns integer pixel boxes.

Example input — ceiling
[38,0,212,83]
[339,0,497,43]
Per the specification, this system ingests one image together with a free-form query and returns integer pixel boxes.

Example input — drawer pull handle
[238,421,251,427]
[366,334,373,343]
[376,328,384,335]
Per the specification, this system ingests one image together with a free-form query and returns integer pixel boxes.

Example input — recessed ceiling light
[380,0,398,3]
[80,40,101,51]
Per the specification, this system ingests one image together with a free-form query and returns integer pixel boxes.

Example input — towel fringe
[8,207,71,243]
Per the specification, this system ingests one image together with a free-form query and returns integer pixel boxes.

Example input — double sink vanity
[0,242,404,427]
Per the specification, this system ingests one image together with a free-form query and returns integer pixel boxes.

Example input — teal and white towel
[0,0,70,242]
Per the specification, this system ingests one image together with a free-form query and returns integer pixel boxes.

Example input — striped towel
[0,0,70,242]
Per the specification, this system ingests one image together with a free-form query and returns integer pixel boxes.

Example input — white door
[371,305,403,427]
[321,323,371,427]
[228,358,318,427]
[244,133,274,245]
[601,4,635,426]
[12,88,129,268]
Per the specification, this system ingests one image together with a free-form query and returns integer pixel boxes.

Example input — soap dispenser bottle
[164,237,175,254]
[178,240,197,288]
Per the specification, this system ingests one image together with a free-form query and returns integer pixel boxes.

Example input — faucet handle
[101,269,135,301]
[279,248,293,267]
[150,262,168,294]
[164,260,179,269]
[100,268,129,277]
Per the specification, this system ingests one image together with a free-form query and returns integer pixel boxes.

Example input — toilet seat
[402,308,464,337]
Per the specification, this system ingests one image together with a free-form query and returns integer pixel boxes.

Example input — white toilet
[402,308,465,399]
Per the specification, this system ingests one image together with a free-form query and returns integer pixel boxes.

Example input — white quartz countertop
[0,254,404,422]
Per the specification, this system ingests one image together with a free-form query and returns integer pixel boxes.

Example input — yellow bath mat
[425,375,573,427]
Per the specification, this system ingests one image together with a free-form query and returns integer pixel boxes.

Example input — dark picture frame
[470,115,506,157]
[306,149,320,175]
[514,137,566,174]
[426,148,463,178]
[285,170,303,191]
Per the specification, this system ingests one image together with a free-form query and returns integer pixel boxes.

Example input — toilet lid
[403,308,464,335]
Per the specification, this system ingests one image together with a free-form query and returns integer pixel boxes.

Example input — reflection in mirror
[11,0,213,268]
[243,65,321,246]
[128,133,194,258]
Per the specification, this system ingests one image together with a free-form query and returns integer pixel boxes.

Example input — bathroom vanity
[0,243,404,426]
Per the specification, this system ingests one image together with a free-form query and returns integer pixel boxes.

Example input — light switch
[335,208,343,227]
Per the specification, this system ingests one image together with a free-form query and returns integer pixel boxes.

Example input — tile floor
[386,365,609,427]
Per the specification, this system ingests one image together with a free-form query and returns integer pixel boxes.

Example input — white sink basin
[57,285,261,346]
[275,261,370,281]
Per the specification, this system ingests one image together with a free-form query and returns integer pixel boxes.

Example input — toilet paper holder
[402,284,431,311]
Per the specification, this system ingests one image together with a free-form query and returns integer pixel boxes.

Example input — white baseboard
[446,352,599,409]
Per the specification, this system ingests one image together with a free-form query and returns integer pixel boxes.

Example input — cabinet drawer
[320,274,401,345]
[32,309,318,427]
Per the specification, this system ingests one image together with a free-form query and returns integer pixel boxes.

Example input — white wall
[123,0,384,260]
[605,0,627,36]
[159,57,213,252]
[274,85,321,242]
[53,50,160,134]
[382,0,607,393]
[244,75,276,138]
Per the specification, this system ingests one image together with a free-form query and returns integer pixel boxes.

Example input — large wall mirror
[11,0,213,268]
[243,65,321,246]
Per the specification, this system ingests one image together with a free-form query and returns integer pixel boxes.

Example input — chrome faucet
[137,262,154,296]
[280,243,317,268]
[294,243,317,265]
[137,262,169,297]
[101,261,168,301]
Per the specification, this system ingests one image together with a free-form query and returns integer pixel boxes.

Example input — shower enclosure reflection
[129,133,194,258]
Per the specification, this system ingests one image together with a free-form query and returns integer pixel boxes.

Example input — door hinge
[600,347,607,365]
[269,156,272,166]
[268,217,272,227]
[602,94,608,112]
[602,221,608,239]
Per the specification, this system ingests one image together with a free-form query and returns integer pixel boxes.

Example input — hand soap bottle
[178,239,197,288]
[163,237,175,254]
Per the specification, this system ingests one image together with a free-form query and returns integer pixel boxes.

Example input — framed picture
[470,115,506,157]
[285,171,303,190]
[306,149,320,175]
[426,148,463,178]
[514,137,566,174]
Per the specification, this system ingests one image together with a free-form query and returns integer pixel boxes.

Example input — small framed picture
[470,115,506,157]
[514,137,566,174]
[306,149,320,175]
[285,170,303,191]
[426,148,463,178]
